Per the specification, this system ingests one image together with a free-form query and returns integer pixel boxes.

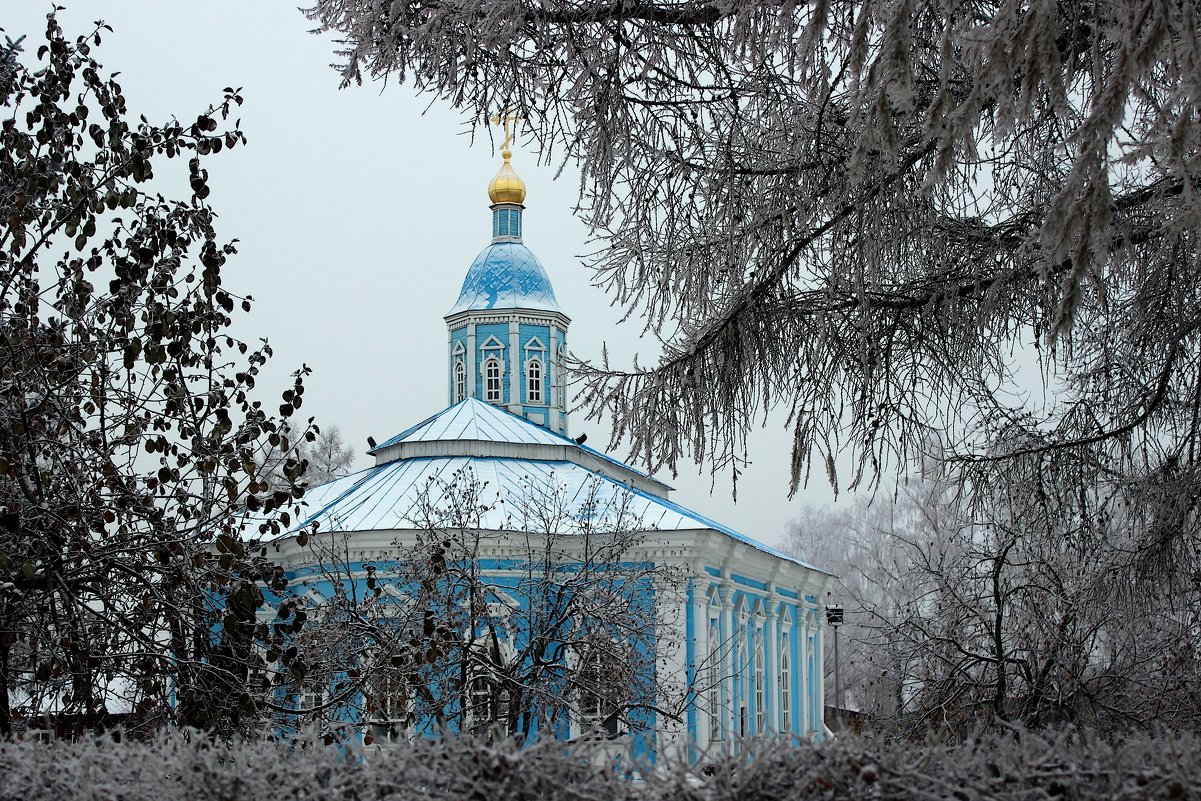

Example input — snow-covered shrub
[1,729,1198,801]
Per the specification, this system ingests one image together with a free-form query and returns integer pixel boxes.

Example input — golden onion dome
[487,148,526,205]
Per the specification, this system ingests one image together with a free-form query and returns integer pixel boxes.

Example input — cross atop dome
[488,111,526,205]
[444,134,571,434]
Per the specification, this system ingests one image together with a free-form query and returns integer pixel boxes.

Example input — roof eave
[444,307,571,327]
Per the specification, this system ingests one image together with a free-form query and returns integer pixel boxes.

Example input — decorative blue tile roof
[446,242,562,315]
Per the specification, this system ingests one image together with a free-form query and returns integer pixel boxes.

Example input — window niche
[484,357,503,402]
[454,359,467,402]
[523,337,545,405]
[575,644,627,738]
[780,631,792,733]
[479,336,506,403]
[707,621,722,743]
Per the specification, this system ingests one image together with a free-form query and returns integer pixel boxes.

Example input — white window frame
[780,632,792,733]
[575,645,626,738]
[707,621,722,743]
[300,686,324,715]
[366,669,413,746]
[484,357,503,402]
[454,358,466,402]
[464,670,498,734]
[525,357,543,403]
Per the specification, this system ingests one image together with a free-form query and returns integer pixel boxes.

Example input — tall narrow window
[367,669,411,745]
[754,636,765,732]
[485,358,502,402]
[780,634,791,733]
[454,359,466,402]
[526,359,543,403]
[465,673,496,734]
[736,637,748,739]
[707,624,722,742]
[577,646,624,737]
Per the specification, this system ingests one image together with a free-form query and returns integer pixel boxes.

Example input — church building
[270,143,834,762]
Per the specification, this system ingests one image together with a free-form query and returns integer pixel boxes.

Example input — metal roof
[371,399,665,490]
[294,455,829,573]
[446,242,562,315]
[375,397,567,450]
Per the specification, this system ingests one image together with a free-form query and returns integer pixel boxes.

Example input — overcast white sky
[4,2,868,549]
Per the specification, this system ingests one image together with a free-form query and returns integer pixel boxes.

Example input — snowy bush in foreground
[2,730,1200,801]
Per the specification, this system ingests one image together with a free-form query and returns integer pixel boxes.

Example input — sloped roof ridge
[373,398,658,483]
[373,406,455,451]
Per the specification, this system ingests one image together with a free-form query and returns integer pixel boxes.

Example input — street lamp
[825,603,844,730]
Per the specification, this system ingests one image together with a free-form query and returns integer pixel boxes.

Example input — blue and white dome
[446,241,562,316]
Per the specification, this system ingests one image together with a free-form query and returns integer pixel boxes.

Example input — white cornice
[268,527,829,597]
[445,308,572,330]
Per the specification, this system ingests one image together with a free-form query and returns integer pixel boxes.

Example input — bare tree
[264,424,355,490]
[785,499,920,727]
[792,467,1201,739]
[0,16,315,739]
[277,468,680,746]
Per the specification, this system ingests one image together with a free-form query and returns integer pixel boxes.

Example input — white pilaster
[466,323,477,399]
[508,320,521,411]
[764,596,778,732]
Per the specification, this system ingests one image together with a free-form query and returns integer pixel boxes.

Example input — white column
[548,324,560,431]
[689,573,707,750]
[764,598,778,732]
[719,584,735,747]
[655,571,690,763]
[780,615,794,736]
[817,612,832,737]
[466,323,477,399]
[508,320,521,411]
[799,610,810,736]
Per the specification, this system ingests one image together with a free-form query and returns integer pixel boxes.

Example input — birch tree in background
[265,424,355,490]
[307,0,1201,587]
[302,425,355,485]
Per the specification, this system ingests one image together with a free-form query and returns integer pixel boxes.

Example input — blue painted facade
[268,556,660,761]
[269,541,830,760]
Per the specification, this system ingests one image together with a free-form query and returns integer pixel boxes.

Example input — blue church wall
[475,323,510,403]
[263,556,660,760]
[518,323,550,406]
